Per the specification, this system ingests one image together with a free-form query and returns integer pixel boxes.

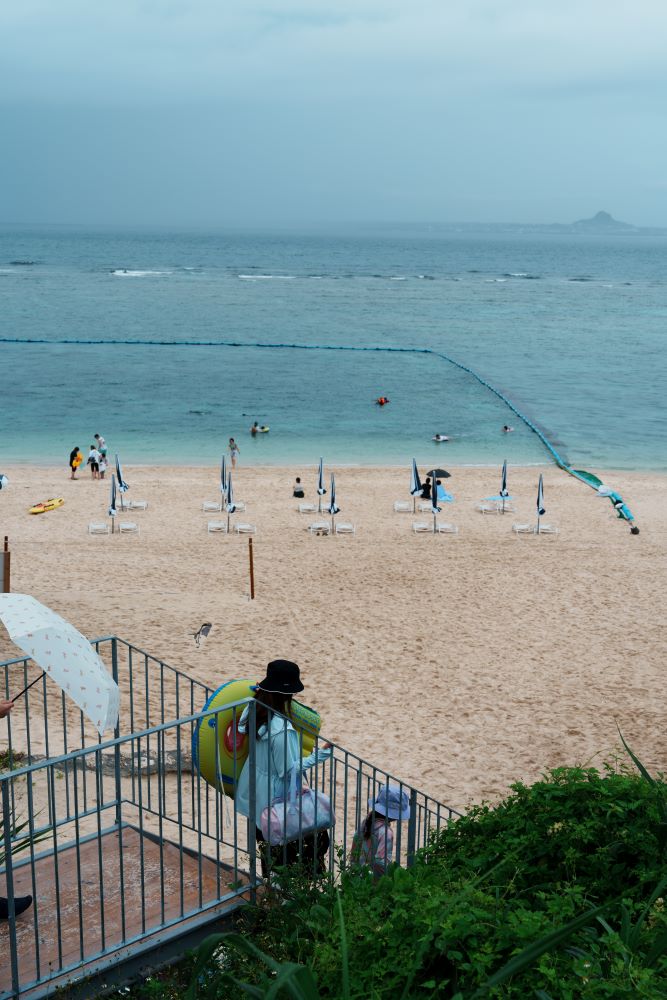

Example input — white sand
[0,463,664,812]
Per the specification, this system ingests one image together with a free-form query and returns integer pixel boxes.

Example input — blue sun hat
[370,785,411,820]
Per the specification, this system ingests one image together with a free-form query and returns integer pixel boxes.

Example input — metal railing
[0,638,460,999]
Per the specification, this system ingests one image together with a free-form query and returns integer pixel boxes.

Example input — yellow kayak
[29,497,65,515]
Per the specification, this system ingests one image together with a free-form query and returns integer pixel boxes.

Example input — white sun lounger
[418,501,434,513]
[207,521,227,533]
[126,499,148,510]
[535,524,559,535]
[512,523,534,534]
[234,523,256,534]
[393,501,411,513]
[298,502,318,513]
[435,522,458,534]
[335,522,355,535]
[119,522,140,534]
[476,502,500,514]
[309,522,331,535]
[202,501,222,512]
[88,522,110,535]
[412,522,432,533]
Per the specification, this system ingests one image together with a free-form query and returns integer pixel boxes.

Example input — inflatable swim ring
[72,453,83,468]
[192,678,322,797]
[258,426,270,433]
[29,497,65,515]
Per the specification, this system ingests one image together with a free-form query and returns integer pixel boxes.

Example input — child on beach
[99,455,107,479]
[350,785,411,876]
[293,477,305,498]
[229,438,240,468]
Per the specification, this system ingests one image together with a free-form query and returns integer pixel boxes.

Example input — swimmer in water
[375,397,389,406]
[502,425,514,433]
[433,434,449,442]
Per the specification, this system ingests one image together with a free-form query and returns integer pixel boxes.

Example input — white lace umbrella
[0,594,120,735]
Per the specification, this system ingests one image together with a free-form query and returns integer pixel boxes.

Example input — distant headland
[361,212,667,237]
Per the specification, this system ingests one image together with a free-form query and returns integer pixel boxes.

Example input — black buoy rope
[0,335,636,524]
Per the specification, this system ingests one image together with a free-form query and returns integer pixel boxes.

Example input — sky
[1,0,666,227]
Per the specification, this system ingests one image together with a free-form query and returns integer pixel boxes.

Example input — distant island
[359,212,667,237]
[571,210,636,232]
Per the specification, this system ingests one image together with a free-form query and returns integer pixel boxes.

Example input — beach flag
[327,473,340,531]
[410,458,423,513]
[220,455,227,494]
[317,457,327,512]
[536,474,545,534]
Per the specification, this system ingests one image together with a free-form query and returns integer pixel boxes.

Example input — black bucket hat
[256,659,304,694]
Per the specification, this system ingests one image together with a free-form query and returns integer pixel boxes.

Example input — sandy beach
[0,462,665,813]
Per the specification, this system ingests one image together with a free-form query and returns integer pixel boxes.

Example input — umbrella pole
[227,512,231,533]
[433,512,437,534]
[11,672,45,703]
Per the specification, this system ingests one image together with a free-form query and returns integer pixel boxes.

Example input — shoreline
[0,462,664,812]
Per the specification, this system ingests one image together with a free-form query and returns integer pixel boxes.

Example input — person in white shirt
[94,433,107,456]
[87,446,101,480]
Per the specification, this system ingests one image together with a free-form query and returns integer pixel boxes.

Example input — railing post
[111,638,122,830]
[247,700,257,899]
[406,788,418,867]
[2,779,21,997]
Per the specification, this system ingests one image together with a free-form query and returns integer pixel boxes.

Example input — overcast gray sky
[1,0,666,227]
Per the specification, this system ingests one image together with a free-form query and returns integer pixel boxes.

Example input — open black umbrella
[426,468,451,480]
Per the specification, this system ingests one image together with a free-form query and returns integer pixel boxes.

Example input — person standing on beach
[98,454,107,479]
[87,444,100,480]
[94,433,107,457]
[229,438,240,468]
[69,446,83,480]
[0,699,33,920]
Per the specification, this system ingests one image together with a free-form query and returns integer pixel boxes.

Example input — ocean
[0,225,664,471]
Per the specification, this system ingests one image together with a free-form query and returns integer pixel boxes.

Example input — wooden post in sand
[248,537,255,600]
[2,536,10,593]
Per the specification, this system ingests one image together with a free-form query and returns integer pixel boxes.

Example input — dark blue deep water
[0,226,664,469]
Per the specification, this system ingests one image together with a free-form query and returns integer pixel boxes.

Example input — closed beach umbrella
[317,457,327,512]
[220,455,227,496]
[327,473,340,532]
[431,481,441,533]
[108,473,117,532]
[115,454,129,492]
[225,472,236,531]
[536,474,545,534]
[410,458,423,513]
[0,594,120,735]
[115,454,129,511]
[499,460,511,513]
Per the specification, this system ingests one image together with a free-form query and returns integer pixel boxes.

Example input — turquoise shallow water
[0,226,664,469]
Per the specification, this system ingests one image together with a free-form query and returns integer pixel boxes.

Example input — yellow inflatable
[193,679,321,797]
[29,497,65,515]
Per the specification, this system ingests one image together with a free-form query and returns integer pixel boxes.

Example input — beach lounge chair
[435,523,458,534]
[234,501,246,512]
[234,523,256,534]
[88,522,110,535]
[393,501,411,513]
[192,622,212,647]
[207,521,227,533]
[309,521,331,535]
[418,501,434,513]
[335,522,355,535]
[119,521,139,534]
[512,523,535,534]
[202,501,222,512]
[476,502,500,514]
[412,522,432,533]
[536,524,559,535]
[298,502,318,513]
[128,499,148,510]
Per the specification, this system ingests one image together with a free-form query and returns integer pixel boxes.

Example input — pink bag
[260,778,334,846]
